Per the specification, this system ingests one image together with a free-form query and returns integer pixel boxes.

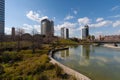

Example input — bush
[45,63,54,70]
[0,64,4,74]
[1,51,22,63]
[13,76,23,80]
[37,74,48,80]
[40,54,50,64]
[19,50,32,54]
[35,50,48,55]
[55,64,62,77]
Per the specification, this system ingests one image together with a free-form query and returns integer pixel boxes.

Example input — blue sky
[5,0,120,38]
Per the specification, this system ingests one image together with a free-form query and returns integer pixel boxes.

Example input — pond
[54,45,120,80]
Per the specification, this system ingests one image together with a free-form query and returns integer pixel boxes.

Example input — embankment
[103,44,120,49]
[49,48,91,80]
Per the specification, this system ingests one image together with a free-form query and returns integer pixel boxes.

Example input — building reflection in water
[81,45,90,60]
[60,49,69,59]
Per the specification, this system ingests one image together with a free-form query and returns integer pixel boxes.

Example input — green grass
[0,49,75,80]
[0,39,77,80]
[58,39,78,45]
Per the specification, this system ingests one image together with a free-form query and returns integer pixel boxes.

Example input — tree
[91,35,95,41]
[44,32,54,44]
[16,28,24,52]
[34,34,43,49]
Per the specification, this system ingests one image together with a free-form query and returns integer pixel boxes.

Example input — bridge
[92,40,120,46]
[93,40,120,44]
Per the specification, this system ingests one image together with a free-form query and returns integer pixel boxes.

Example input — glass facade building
[81,25,89,39]
[0,0,4,35]
[41,19,54,36]
[61,27,69,39]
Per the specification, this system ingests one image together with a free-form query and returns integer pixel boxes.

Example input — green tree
[91,35,95,41]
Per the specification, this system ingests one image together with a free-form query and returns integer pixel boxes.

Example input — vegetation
[0,34,78,80]
[57,39,78,45]
[0,49,75,80]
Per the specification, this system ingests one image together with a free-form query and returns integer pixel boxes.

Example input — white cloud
[26,10,39,22]
[111,6,120,11]
[5,27,11,35]
[95,31,103,35]
[91,56,110,63]
[78,17,90,25]
[64,15,74,20]
[26,10,48,23]
[39,16,48,21]
[22,24,40,34]
[93,31,103,38]
[34,25,41,33]
[74,10,78,15]
[96,18,104,22]
[90,20,112,28]
[113,21,120,27]
[55,22,77,31]
[110,15,120,18]
[55,22,77,37]
[118,30,120,33]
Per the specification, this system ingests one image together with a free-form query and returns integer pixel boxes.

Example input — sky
[5,0,120,38]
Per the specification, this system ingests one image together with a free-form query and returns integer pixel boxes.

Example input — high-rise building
[11,27,15,40]
[81,25,89,39]
[41,19,54,36]
[61,27,69,39]
[0,0,5,35]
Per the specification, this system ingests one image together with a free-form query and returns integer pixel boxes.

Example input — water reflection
[81,45,90,60]
[59,49,69,59]
[54,45,120,80]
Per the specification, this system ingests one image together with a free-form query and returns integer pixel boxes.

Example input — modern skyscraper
[0,0,5,35]
[61,27,69,39]
[11,27,15,40]
[81,25,89,39]
[41,19,54,36]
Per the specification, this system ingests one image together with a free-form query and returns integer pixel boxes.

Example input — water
[54,45,120,80]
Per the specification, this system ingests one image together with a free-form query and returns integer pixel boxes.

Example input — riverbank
[0,49,75,80]
[103,44,120,49]
[49,48,91,80]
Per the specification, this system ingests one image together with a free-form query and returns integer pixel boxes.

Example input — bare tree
[31,28,44,53]
[31,28,37,53]
[34,34,43,49]
[44,32,54,44]
[16,28,24,52]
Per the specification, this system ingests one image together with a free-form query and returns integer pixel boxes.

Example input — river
[54,45,120,80]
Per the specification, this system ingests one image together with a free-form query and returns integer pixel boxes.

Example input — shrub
[19,50,32,54]
[45,63,54,70]
[35,50,48,55]
[55,64,62,77]
[37,74,48,80]
[13,76,23,80]
[1,51,22,63]
[0,64,4,74]
[24,75,33,80]
[40,54,50,64]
